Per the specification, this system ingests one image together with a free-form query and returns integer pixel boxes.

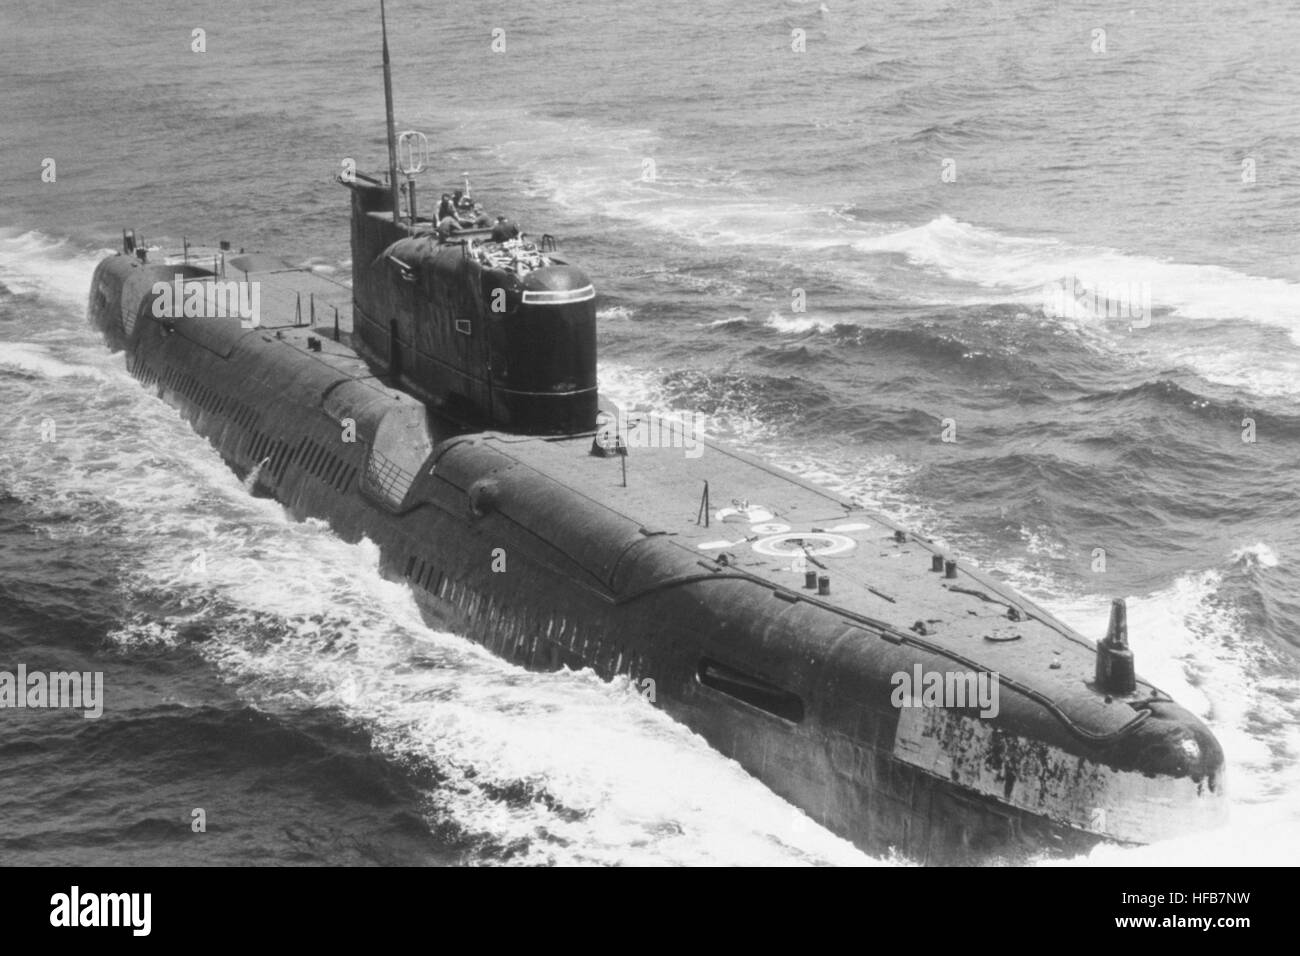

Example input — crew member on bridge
[491,216,520,243]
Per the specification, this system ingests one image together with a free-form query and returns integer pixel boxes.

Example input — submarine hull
[88,248,1227,863]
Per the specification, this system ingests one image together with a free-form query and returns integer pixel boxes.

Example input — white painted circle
[752,532,857,558]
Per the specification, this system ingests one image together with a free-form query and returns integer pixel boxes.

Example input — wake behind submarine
[86,7,1226,864]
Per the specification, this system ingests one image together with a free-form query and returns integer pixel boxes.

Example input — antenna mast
[380,0,401,222]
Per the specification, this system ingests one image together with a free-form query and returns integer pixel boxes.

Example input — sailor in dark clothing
[436,213,462,239]
[437,193,456,222]
[490,216,520,243]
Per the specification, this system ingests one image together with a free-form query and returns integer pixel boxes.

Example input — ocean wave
[1231,542,1280,569]
[0,342,108,381]
[763,311,837,334]
[0,229,108,307]
[853,215,1300,334]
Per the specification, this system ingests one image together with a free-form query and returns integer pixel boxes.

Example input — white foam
[178,534,876,865]
[764,311,835,334]
[1009,556,1300,866]
[0,229,108,308]
[0,342,108,380]
[854,214,1300,331]
[1231,542,1280,568]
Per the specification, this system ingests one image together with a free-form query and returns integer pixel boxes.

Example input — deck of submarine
[483,419,1162,737]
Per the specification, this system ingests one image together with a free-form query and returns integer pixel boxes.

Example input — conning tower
[339,5,596,435]
[343,175,596,435]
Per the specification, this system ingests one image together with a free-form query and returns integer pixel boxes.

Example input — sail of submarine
[85,2,1226,863]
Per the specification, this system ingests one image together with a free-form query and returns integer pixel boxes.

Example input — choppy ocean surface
[0,0,1297,865]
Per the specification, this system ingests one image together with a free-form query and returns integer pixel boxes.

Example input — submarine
[85,5,1226,864]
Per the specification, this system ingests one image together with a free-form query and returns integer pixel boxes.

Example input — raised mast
[380,0,401,222]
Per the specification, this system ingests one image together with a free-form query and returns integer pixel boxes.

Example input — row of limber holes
[421,568,805,724]
[401,552,656,681]
[147,359,259,432]
[131,355,160,388]
[248,432,357,493]
[143,357,357,493]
